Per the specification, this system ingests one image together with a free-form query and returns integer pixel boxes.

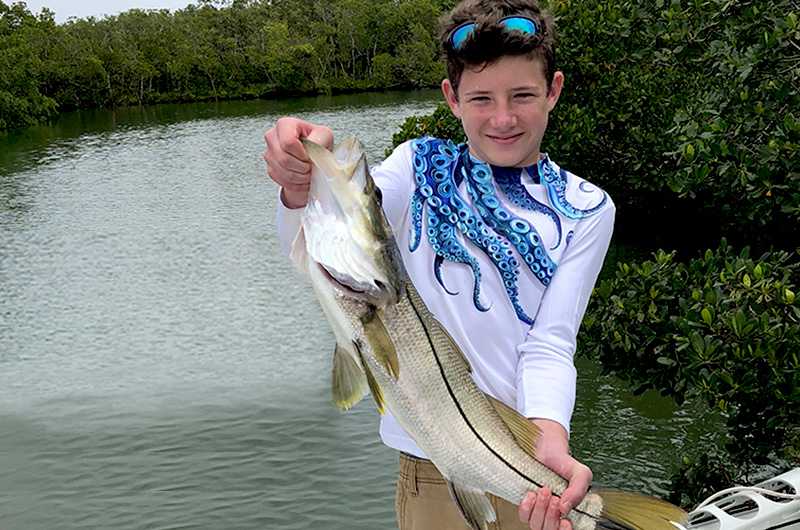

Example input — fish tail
[596,489,687,530]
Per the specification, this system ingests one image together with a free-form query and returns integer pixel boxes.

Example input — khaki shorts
[396,452,531,530]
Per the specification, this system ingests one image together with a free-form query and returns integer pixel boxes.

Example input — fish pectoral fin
[354,341,386,415]
[444,480,496,530]
[331,343,368,411]
[289,225,310,274]
[433,318,472,373]
[360,308,400,379]
[486,395,542,460]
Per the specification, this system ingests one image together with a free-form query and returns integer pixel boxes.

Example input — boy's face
[442,55,563,168]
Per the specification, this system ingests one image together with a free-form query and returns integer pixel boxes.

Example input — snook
[290,137,686,530]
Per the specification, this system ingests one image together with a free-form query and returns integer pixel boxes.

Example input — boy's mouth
[487,132,523,144]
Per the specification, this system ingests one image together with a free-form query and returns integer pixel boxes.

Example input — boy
[263,1,615,528]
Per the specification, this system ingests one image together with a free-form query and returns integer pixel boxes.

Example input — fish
[289,136,687,530]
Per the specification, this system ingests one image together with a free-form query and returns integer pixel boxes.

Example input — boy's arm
[516,197,616,526]
[516,197,616,430]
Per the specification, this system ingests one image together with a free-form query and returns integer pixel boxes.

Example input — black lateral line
[406,289,596,520]
[407,295,535,483]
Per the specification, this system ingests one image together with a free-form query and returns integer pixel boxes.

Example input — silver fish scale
[343,284,605,530]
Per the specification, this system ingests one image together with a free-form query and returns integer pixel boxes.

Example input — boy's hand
[518,419,593,530]
[263,118,334,209]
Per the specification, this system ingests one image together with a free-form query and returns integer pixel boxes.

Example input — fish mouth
[318,263,396,306]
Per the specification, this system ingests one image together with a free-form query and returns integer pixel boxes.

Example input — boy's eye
[514,92,535,99]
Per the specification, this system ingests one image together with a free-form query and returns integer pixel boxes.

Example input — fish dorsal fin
[331,343,368,411]
[433,318,471,373]
[444,479,496,530]
[486,395,541,459]
[354,341,386,414]
[360,307,400,379]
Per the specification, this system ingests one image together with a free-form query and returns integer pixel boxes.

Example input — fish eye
[374,187,383,204]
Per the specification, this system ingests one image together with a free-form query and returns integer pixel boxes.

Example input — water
[0,91,722,529]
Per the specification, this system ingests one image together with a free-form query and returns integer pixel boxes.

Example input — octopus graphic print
[409,137,607,325]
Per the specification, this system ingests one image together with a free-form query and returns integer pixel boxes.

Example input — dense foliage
[555,0,800,498]
[551,0,799,250]
[0,0,451,131]
[0,2,56,129]
[387,103,464,156]
[392,0,800,250]
[580,241,800,504]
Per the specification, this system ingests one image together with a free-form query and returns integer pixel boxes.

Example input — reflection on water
[0,91,722,529]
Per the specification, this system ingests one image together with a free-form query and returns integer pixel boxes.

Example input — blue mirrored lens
[501,17,538,35]
[451,24,475,50]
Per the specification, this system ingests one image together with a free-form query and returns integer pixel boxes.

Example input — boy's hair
[439,0,556,97]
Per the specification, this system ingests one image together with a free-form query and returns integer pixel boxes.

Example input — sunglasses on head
[448,16,544,51]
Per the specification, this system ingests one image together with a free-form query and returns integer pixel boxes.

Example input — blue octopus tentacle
[447,159,533,321]
[541,162,608,220]
[409,141,433,252]
[413,138,488,312]
[461,153,557,289]
[409,189,424,251]
[411,137,549,324]
[433,255,458,296]
[491,165,563,250]
[428,213,487,310]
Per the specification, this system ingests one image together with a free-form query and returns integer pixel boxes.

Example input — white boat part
[675,468,800,530]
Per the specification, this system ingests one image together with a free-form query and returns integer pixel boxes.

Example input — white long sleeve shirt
[277,139,615,458]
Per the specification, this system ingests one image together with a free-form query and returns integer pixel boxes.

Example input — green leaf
[784,114,797,133]
[691,332,705,354]
[734,310,747,334]
[683,143,695,161]
[705,290,718,304]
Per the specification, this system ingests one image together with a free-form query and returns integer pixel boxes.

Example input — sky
[20,0,195,23]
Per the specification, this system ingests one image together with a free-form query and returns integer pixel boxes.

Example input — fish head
[295,137,406,307]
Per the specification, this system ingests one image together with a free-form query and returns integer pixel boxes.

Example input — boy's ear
[547,71,564,112]
[441,79,462,119]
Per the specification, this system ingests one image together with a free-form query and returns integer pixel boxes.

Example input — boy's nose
[491,104,518,129]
